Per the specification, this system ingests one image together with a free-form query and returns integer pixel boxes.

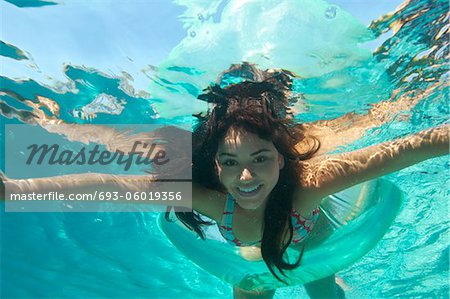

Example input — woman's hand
[0,171,6,200]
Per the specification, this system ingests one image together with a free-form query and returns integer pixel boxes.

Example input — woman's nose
[239,168,253,181]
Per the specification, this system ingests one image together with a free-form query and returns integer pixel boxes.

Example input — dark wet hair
[167,62,320,282]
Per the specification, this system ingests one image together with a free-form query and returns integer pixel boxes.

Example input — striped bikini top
[218,194,320,247]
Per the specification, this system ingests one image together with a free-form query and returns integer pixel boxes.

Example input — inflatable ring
[158,179,402,291]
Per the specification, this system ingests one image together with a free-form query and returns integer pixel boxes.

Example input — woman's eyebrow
[218,149,272,157]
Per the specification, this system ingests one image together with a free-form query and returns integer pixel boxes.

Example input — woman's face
[215,127,285,210]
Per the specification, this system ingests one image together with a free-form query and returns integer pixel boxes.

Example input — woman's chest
[231,209,264,244]
[231,208,303,247]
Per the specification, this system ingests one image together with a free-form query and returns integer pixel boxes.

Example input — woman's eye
[222,159,237,167]
[254,156,267,163]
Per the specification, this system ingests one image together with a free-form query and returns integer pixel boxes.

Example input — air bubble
[190,31,196,37]
[325,6,337,19]
[197,13,205,21]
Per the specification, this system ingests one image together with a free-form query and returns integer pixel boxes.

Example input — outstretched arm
[2,173,155,199]
[295,83,443,156]
[1,172,192,210]
[296,125,449,212]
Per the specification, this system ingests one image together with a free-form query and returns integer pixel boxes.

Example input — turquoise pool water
[1,0,448,298]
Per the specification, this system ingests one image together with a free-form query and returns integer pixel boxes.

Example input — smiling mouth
[236,184,263,197]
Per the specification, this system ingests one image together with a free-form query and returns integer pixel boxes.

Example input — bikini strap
[221,194,235,228]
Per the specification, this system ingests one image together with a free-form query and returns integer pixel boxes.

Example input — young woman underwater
[1,63,449,299]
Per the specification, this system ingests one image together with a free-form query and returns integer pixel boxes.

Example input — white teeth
[238,185,261,193]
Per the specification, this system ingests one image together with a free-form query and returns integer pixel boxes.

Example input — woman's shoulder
[192,183,227,222]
